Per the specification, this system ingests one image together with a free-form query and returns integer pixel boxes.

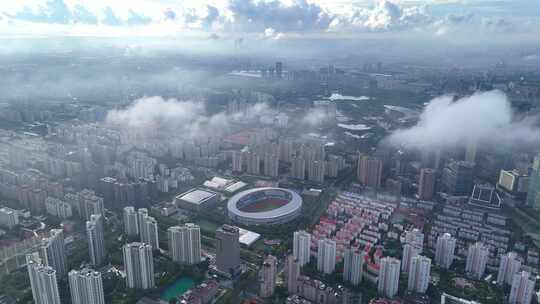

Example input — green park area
[160,277,195,302]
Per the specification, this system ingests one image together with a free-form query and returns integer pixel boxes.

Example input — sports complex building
[227,187,302,226]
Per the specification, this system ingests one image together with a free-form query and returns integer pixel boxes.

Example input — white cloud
[0,0,537,37]
[303,107,331,126]
[106,96,270,139]
[328,0,432,32]
[263,27,283,39]
[386,90,540,151]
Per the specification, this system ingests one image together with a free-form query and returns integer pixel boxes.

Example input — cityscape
[0,1,540,304]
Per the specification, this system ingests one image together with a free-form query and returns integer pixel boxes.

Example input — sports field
[238,198,289,213]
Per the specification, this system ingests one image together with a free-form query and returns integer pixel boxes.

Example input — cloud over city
[106,96,270,139]
[386,90,540,151]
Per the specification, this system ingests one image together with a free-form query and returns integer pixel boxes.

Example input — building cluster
[232,134,348,183]
[310,192,397,265]
[285,256,353,304]
[429,201,512,272]
[122,207,160,250]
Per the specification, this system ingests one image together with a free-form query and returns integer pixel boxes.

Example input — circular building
[227,187,302,226]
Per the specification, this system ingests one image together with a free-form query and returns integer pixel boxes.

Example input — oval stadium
[227,187,302,226]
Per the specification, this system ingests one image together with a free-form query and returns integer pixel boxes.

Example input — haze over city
[0,1,539,304]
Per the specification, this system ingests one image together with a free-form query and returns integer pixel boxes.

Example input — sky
[0,0,539,39]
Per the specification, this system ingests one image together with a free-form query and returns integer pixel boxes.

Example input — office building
[168,224,201,265]
[26,254,61,304]
[39,229,68,277]
[87,214,106,266]
[343,247,365,286]
[442,160,474,196]
[527,156,540,210]
[215,225,241,277]
[357,154,383,188]
[418,168,436,200]
[317,238,336,274]
[286,255,301,295]
[68,268,105,304]
[291,157,306,180]
[435,233,456,269]
[509,271,535,304]
[497,252,522,286]
[123,206,139,237]
[465,242,489,279]
[378,257,401,298]
[499,169,529,194]
[293,230,311,267]
[0,207,19,229]
[123,242,155,289]
[408,255,431,294]
[259,255,277,298]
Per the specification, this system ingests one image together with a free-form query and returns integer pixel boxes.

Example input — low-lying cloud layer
[386,90,540,151]
[303,107,331,126]
[106,96,270,139]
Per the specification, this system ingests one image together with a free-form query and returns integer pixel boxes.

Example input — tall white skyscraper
[293,230,311,266]
[123,206,139,237]
[168,223,201,265]
[402,243,422,274]
[26,254,61,304]
[465,242,489,279]
[259,255,277,298]
[68,268,105,304]
[378,257,401,298]
[509,271,535,304]
[87,214,106,266]
[317,238,336,274]
[140,214,159,250]
[408,255,431,294]
[435,233,456,269]
[498,252,522,286]
[123,242,155,289]
[343,247,365,286]
[39,229,67,277]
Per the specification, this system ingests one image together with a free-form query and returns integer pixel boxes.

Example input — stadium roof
[227,187,302,220]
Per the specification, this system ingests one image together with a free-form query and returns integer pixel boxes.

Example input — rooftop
[177,188,218,205]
